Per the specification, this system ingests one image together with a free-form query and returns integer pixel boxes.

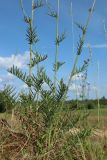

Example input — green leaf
[33,0,44,10]
[56,32,66,45]
[24,16,31,24]
[8,65,31,87]
[75,22,86,34]
[26,26,39,45]
[32,74,44,92]
[73,58,90,76]
[53,61,65,72]
[31,51,47,67]
[56,79,67,102]
[41,71,54,90]
[48,11,58,18]
[1,85,18,110]
[77,36,84,55]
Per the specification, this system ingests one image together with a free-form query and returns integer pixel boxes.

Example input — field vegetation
[1,0,107,160]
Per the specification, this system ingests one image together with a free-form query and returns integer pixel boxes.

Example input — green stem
[97,61,100,123]
[29,0,34,97]
[64,0,96,99]
[54,0,59,94]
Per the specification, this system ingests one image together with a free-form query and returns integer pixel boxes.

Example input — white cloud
[0,73,15,84]
[0,52,29,89]
[69,82,91,97]
[84,44,107,49]
[0,52,29,69]
[72,73,84,81]
[69,83,82,96]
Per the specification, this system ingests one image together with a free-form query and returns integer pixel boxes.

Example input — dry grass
[1,110,107,160]
[0,118,34,160]
[88,116,107,129]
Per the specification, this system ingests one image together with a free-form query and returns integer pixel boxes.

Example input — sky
[0,0,107,99]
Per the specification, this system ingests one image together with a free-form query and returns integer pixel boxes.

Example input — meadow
[1,108,107,129]
[1,0,107,159]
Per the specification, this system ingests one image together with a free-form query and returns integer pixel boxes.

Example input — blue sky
[0,0,107,99]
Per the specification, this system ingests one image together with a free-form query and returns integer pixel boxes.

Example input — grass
[0,113,11,120]
[1,108,107,159]
[87,109,107,130]
[89,108,107,116]
[1,108,107,129]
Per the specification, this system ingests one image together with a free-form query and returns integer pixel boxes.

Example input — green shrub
[0,99,6,113]
[0,86,16,113]
[87,102,95,109]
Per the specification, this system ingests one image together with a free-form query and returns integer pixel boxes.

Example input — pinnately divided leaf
[42,71,54,90]
[48,10,58,18]
[53,61,65,72]
[32,74,44,92]
[24,16,31,24]
[2,85,18,108]
[8,65,31,86]
[26,26,39,45]
[73,58,90,76]
[56,79,67,102]
[76,22,86,35]
[32,0,44,10]
[56,32,66,46]
[31,51,48,67]
[77,36,84,55]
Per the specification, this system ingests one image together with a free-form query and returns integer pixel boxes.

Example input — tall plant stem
[29,0,34,96]
[64,0,96,99]
[70,1,75,60]
[54,0,59,93]
[97,61,100,123]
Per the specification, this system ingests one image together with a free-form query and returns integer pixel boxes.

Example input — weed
[0,0,100,160]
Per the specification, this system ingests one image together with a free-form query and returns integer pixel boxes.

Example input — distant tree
[101,96,106,100]
[100,96,107,105]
